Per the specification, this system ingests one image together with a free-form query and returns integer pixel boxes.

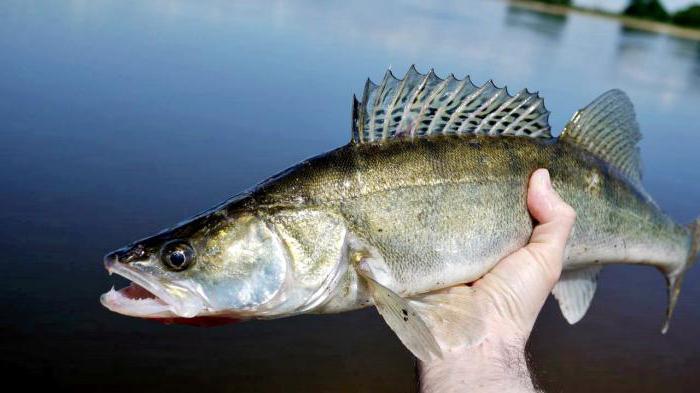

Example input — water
[1,1,699,391]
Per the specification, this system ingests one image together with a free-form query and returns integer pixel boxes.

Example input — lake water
[1,1,699,391]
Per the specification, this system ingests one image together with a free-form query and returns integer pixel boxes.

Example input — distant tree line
[624,0,700,27]
[531,0,572,5]
[529,0,700,28]
[624,0,670,21]
[669,4,700,27]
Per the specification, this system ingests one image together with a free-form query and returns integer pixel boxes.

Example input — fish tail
[661,218,700,334]
[690,218,700,267]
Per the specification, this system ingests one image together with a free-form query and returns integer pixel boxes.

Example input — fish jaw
[100,285,175,318]
[100,284,241,326]
[100,254,208,319]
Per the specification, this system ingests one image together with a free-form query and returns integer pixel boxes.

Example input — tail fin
[690,218,700,267]
[662,218,700,334]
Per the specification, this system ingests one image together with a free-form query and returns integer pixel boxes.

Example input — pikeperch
[101,67,700,361]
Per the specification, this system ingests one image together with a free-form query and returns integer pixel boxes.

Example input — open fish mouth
[101,283,175,318]
[100,256,205,318]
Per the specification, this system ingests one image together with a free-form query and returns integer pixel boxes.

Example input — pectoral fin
[358,268,442,361]
[357,265,487,361]
[349,232,486,361]
[552,266,602,324]
[409,286,486,350]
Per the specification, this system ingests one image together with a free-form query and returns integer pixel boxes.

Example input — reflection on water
[615,27,700,110]
[672,38,700,81]
[505,5,568,40]
[1,0,699,392]
[617,26,657,54]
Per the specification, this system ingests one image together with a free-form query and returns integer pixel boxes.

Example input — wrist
[418,335,537,393]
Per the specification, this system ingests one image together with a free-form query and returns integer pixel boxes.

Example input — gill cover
[201,208,349,317]
[202,214,289,313]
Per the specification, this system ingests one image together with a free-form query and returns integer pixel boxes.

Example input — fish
[101,66,700,361]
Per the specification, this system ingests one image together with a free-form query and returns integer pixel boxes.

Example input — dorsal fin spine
[382,71,410,139]
[466,83,501,134]
[388,65,421,138]
[460,84,503,135]
[425,77,452,136]
[359,79,374,143]
[353,67,553,143]
[368,72,391,141]
[483,88,526,136]
[416,76,450,137]
[501,93,538,135]
[482,88,511,136]
[426,76,466,136]
[396,70,429,138]
[475,88,507,135]
[447,77,476,134]
[453,83,490,135]
[516,98,549,136]
[492,91,526,136]
[441,76,477,134]
[351,95,360,143]
[410,69,440,137]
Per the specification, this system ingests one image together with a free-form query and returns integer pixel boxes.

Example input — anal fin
[552,266,602,324]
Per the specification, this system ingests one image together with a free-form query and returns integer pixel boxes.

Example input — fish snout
[104,244,146,269]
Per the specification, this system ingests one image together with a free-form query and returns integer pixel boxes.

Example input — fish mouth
[100,255,205,319]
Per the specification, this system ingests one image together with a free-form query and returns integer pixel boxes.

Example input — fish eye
[160,240,196,271]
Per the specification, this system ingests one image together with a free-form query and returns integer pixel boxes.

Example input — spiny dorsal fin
[560,89,642,186]
[351,66,552,143]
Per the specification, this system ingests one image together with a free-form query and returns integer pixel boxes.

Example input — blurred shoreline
[510,0,700,40]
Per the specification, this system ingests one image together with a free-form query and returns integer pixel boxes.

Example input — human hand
[418,168,577,393]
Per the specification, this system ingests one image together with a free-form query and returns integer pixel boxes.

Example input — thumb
[474,169,576,334]
[524,168,577,285]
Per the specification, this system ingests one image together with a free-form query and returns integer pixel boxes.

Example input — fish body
[101,67,699,360]
[251,136,690,312]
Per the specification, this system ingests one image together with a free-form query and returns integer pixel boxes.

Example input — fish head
[101,207,295,321]
[101,202,349,322]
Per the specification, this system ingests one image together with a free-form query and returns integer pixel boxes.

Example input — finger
[528,169,577,247]
[524,168,576,283]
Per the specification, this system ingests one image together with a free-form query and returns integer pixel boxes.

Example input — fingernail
[542,169,552,190]
[534,169,551,191]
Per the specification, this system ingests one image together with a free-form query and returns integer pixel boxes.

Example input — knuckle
[560,204,577,219]
[557,204,577,225]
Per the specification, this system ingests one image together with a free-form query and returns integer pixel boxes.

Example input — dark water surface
[2,1,699,391]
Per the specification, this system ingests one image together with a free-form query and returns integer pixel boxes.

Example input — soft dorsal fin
[351,66,552,143]
[560,89,642,186]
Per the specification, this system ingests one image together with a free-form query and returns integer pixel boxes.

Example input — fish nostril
[126,244,146,262]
